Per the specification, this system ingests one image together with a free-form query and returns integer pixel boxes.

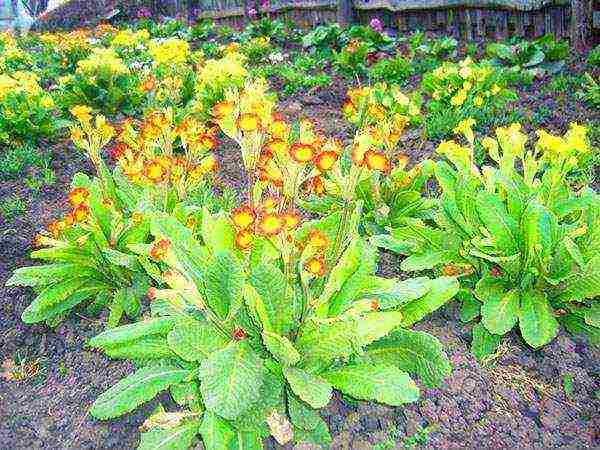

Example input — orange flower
[232,206,256,230]
[442,265,460,276]
[212,101,234,118]
[198,154,218,174]
[64,213,75,226]
[186,216,197,229]
[237,113,261,132]
[140,75,156,93]
[72,204,90,223]
[342,100,356,116]
[396,153,409,170]
[235,229,254,250]
[270,119,288,139]
[305,256,326,277]
[257,213,284,236]
[258,161,283,187]
[109,143,128,160]
[281,211,301,231]
[265,139,288,154]
[364,150,390,172]
[68,187,90,207]
[289,143,314,163]
[149,238,170,261]
[261,196,280,213]
[144,159,168,182]
[307,229,328,249]
[47,220,65,238]
[370,299,380,311]
[306,176,325,196]
[314,151,338,172]
[200,134,217,150]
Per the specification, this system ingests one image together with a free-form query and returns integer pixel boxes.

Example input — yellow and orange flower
[212,101,234,119]
[364,150,390,172]
[232,206,256,230]
[256,213,284,236]
[281,211,301,232]
[261,196,280,214]
[314,151,338,172]
[140,75,156,93]
[235,229,254,250]
[47,220,65,238]
[149,238,170,261]
[305,176,325,196]
[269,119,288,139]
[307,229,328,249]
[237,113,261,132]
[305,256,326,277]
[68,187,90,207]
[265,139,288,155]
[289,143,314,163]
[144,159,168,183]
[72,204,90,223]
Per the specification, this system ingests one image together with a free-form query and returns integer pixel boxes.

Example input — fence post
[337,0,353,26]
[570,0,591,49]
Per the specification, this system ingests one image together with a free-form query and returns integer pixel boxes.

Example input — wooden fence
[28,0,598,44]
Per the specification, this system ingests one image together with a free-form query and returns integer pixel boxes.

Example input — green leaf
[296,318,357,371]
[90,364,190,419]
[198,341,266,420]
[476,278,519,335]
[287,393,322,431]
[398,276,459,327]
[249,263,295,335]
[170,382,201,408]
[284,367,332,409]
[6,263,97,287]
[89,318,175,348]
[356,311,404,346]
[471,323,502,362]
[138,419,201,450]
[293,419,332,449]
[458,289,480,322]
[521,201,558,265]
[557,256,600,302]
[167,319,229,362]
[476,191,519,254]
[316,236,371,310]
[200,411,236,450]
[518,290,558,348]
[21,279,104,323]
[366,277,432,310]
[365,329,451,388]
[262,331,301,366]
[585,303,600,328]
[103,335,176,360]
[201,209,236,254]
[203,251,245,320]
[400,250,448,271]
[322,363,419,406]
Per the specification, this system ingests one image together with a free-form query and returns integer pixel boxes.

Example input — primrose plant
[86,76,458,449]
[375,119,600,353]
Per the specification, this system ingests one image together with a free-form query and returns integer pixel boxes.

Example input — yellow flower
[450,90,467,107]
[70,105,93,124]
[453,118,476,145]
[474,96,483,107]
[149,38,190,66]
[40,96,54,109]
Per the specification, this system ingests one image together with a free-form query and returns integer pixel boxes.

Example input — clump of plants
[421,58,516,139]
[0,70,58,147]
[375,119,600,352]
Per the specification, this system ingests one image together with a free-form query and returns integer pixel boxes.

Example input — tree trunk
[571,0,591,50]
[337,0,353,26]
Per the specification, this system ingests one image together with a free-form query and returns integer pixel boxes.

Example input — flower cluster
[423,57,511,109]
[42,187,91,241]
[76,48,130,77]
[110,110,218,196]
[70,105,115,170]
[148,38,190,66]
[110,29,150,49]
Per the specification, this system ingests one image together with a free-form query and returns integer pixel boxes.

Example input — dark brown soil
[1,53,599,450]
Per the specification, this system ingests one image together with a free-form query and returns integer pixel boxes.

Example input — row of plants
[7,34,600,446]
[2,17,599,158]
